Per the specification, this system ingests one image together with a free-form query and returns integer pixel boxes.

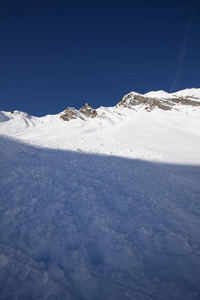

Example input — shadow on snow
[0,135,200,300]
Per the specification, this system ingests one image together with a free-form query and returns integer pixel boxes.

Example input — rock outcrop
[60,89,200,121]
[79,103,98,118]
[116,91,200,111]
[60,107,84,121]
[60,103,98,121]
[116,93,171,111]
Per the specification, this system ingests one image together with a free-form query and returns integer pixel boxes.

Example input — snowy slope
[144,88,200,100]
[0,88,200,164]
[0,88,200,299]
[0,135,200,299]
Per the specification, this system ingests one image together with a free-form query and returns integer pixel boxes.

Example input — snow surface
[0,135,200,299]
[0,88,200,299]
[144,88,200,100]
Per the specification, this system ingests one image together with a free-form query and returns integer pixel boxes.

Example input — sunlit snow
[0,88,200,299]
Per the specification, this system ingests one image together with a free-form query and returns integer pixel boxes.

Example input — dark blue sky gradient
[0,0,199,116]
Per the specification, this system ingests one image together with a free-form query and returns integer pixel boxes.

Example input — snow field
[1,88,200,298]
[0,136,200,299]
[1,104,200,164]
[112,107,200,164]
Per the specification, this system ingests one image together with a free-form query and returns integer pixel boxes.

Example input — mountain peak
[79,103,98,118]
[59,88,200,121]
[1,88,200,164]
[60,103,98,121]
[116,88,200,111]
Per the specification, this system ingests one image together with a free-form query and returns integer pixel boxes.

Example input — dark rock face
[117,93,200,111]
[60,104,97,121]
[79,103,98,118]
[117,93,171,111]
[171,96,200,106]
[60,108,84,121]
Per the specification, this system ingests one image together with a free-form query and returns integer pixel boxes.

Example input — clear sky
[0,0,199,116]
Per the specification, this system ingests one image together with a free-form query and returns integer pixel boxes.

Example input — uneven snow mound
[0,136,200,299]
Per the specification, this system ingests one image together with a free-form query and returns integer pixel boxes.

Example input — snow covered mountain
[0,88,200,299]
[1,88,200,164]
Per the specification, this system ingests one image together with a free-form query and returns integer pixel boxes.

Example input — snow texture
[0,88,200,299]
[0,135,200,300]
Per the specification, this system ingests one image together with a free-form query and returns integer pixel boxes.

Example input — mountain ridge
[0,87,200,165]
[59,88,200,121]
[1,89,200,299]
[1,88,200,121]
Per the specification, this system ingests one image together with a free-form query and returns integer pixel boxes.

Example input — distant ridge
[59,88,200,121]
[0,87,200,164]
[117,89,200,112]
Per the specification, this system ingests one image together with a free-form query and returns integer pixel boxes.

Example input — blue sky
[0,0,199,116]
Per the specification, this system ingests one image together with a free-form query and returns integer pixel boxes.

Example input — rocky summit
[60,89,200,121]
[60,103,97,121]
[116,90,200,111]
